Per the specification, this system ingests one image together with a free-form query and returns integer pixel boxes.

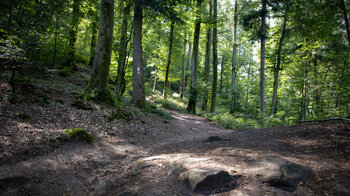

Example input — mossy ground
[60,128,93,144]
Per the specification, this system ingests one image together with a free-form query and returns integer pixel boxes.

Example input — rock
[166,162,185,176]
[179,168,233,193]
[203,136,230,142]
[91,179,117,196]
[255,158,312,191]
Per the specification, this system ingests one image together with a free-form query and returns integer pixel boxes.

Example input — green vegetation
[108,109,133,122]
[62,128,93,144]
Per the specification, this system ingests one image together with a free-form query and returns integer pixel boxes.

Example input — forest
[0,0,350,195]
[1,0,349,126]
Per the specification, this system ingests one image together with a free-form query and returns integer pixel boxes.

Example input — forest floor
[1,67,350,196]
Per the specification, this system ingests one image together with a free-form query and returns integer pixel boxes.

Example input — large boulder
[179,168,233,193]
[255,158,312,191]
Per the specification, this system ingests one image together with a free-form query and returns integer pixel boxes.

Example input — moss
[15,112,31,120]
[63,128,93,143]
[108,109,133,122]
[82,88,116,105]
[5,93,24,104]
[71,100,93,110]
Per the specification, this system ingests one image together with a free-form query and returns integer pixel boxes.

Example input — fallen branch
[299,118,350,124]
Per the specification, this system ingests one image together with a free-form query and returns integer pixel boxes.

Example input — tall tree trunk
[66,0,80,68]
[339,0,350,46]
[259,0,267,120]
[88,19,98,67]
[180,38,187,99]
[300,66,308,121]
[52,9,59,67]
[132,0,145,107]
[313,55,321,116]
[230,0,238,114]
[245,62,251,119]
[202,0,213,111]
[116,0,131,96]
[210,0,218,113]
[270,11,288,116]
[163,15,175,99]
[185,41,192,88]
[85,0,114,92]
[219,56,224,94]
[187,0,202,114]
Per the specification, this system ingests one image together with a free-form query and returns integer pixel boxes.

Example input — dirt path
[1,103,350,196]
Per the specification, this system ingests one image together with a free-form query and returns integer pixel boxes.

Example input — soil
[1,68,350,196]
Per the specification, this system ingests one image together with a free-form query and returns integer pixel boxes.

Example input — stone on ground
[255,158,312,191]
[179,168,233,193]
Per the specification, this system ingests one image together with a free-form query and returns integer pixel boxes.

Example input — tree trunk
[245,62,251,120]
[336,60,347,108]
[339,0,350,46]
[85,0,114,92]
[259,0,267,120]
[66,0,80,68]
[230,0,238,114]
[219,55,224,94]
[270,11,288,116]
[313,55,321,116]
[132,0,145,107]
[52,9,59,67]
[300,66,308,121]
[163,14,175,99]
[88,18,98,67]
[185,41,192,88]
[187,0,202,114]
[210,0,218,113]
[115,0,131,96]
[180,38,187,99]
[202,0,213,111]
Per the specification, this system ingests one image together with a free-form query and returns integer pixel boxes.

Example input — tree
[210,0,218,113]
[187,0,202,114]
[66,0,81,68]
[270,8,289,116]
[163,4,176,99]
[84,0,114,99]
[115,0,131,97]
[259,0,267,120]
[202,0,213,111]
[132,0,146,107]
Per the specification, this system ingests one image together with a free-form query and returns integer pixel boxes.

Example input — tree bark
[300,66,308,121]
[339,0,350,47]
[270,11,288,116]
[180,38,187,99]
[52,9,59,67]
[163,13,175,99]
[219,55,224,94]
[185,41,192,88]
[202,0,213,111]
[187,0,202,114]
[230,0,238,114]
[88,19,98,67]
[132,0,145,107]
[66,0,80,68]
[85,0,114,91]
[245,62,251,120]
[259,0,267,120]
[210,0,218,113]
[313,55,321,116]
[115,0,131,96]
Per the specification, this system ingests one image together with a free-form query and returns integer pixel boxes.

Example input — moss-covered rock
[71,100,93,110]
[62,128,93,143]
[108,109,133,122]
